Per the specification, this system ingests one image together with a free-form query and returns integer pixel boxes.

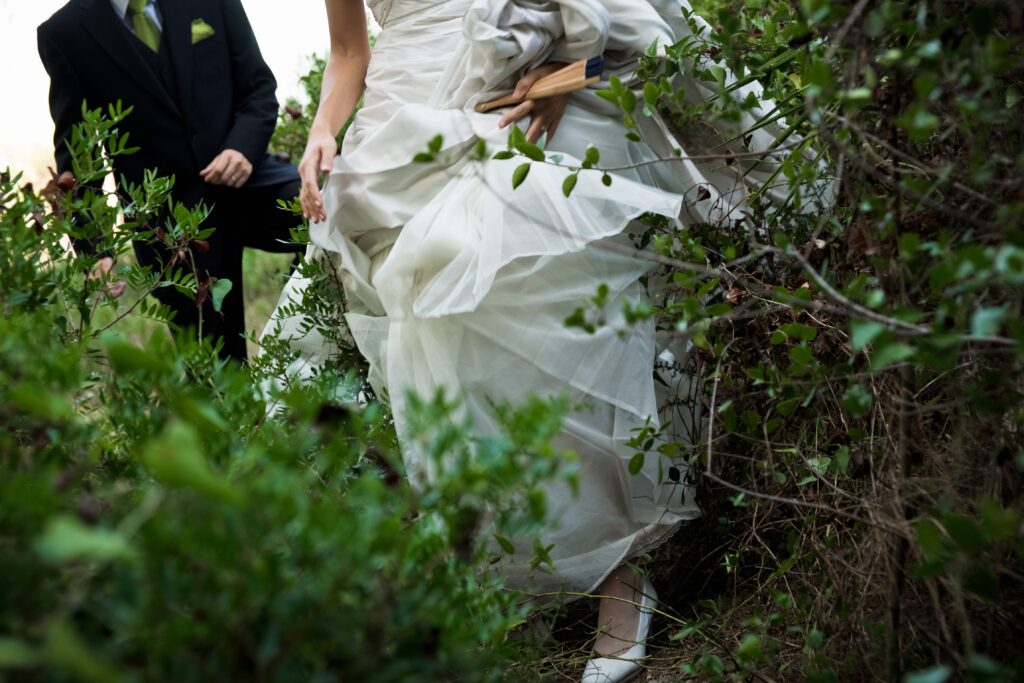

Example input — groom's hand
[200,149,253,188]
[88,256,127,299]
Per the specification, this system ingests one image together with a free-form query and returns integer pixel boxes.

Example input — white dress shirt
[110,0,164,32]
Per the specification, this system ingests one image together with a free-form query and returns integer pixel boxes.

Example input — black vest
[121,18,180,107]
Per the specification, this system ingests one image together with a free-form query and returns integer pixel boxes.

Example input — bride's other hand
[498,63,571,143]
[299,130,338,222]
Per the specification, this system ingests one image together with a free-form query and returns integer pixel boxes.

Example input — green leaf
[492,150,515,161]
[511,163,530,190]
[967,654,1011,678]
[493,534,516,554]
[531,538,555,571]
[915,40,941,59]
[44,621,122,683]
[643,81,660,109]
[904,665,952,683]
[562,173,578,197]
[804,61,834,94]
[103,334,165,375]
[899,105,939,142]
[778,397,802,416]
[629,452,645,475]
[735,633,762,662]
[620,88,637,115]
[0,638,41,669]
[780,323,818,342]
[140,421,240,503]
[913,559,947,580]
[971,307,1006,337]
[788,345,814,366]
[840,87,873,108]
[515,140,545,162]
[842,383,872,416]
[35,516,136,565]
[508,125,527,148]
[427,134,444,154]
[944,514,985,552]
[832,446,851,475]
[965,565,998,601]
[850,320,885,351]
[979,499,1019,542]
[609,74,624,95]
[472,138,487,160]
[1006,85,1022,109]
[210,278,233,314]
[9,383,76,422]
[869,339,915,371]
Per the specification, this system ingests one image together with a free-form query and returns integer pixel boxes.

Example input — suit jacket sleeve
[37,25,110,258]
[221,0,279,165]
[38,26,83,179]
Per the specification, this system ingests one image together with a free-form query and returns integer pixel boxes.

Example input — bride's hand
[498,63,571,144]
[299,129,338,222]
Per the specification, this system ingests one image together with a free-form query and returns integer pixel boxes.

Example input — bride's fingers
[300,182,319,220]
[512,63,564,100]
[547,110,563,140]
[499,100,534,129]
[311,146,334,220]
[526,115,546,143]
[320,147,334,174]
[299,155,321,219]
[305,186,325,222]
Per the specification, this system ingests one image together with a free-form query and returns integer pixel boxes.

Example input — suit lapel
[78,0,181,115]
[158,0,195,120]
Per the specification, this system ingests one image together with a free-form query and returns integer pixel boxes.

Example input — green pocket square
[191,19,215,44]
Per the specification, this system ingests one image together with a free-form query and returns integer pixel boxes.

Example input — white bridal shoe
[581,578,658,683]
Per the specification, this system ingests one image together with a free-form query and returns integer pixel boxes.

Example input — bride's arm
[300,0,371,222]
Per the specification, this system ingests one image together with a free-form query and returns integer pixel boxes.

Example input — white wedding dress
[263,0,826,594]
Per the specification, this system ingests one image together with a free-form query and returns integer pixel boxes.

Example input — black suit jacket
[38,0,296,213]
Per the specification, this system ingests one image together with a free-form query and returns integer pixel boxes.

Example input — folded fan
[474,56,604,113]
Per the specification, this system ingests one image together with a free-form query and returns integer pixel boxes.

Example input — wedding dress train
[263,0,826,594]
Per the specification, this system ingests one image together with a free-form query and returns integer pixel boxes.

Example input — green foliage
[269,54,329,164]
[270,51,369,164]
[0,108,570,681]
[588,0,1024,679]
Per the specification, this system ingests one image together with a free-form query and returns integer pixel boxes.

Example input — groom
[38,0,304,362]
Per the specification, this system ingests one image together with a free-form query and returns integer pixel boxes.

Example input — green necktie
[128,0,161,53]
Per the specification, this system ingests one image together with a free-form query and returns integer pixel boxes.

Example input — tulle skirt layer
[263,0,810,592]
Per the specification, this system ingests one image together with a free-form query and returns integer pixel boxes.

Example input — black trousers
[134,178,304,362]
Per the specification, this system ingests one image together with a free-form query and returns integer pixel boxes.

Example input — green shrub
[0,107,570,682]
[488,0,1024,679]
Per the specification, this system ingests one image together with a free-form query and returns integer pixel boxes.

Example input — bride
[265,0,814,679]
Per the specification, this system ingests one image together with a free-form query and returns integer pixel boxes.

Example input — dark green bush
[0,106,570,682]
[636,1,1024,680]
[489,0,1024,679]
